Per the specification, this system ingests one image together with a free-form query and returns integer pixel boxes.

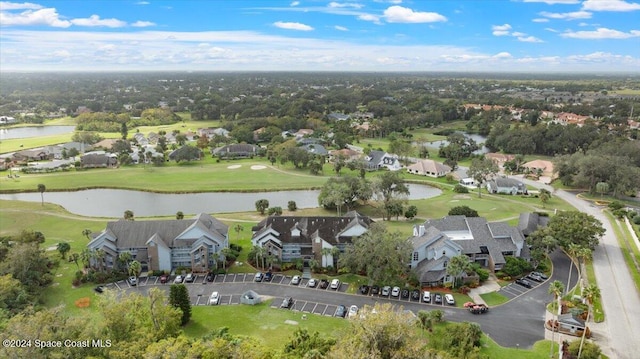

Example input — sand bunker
[251,165,267,170]
[227,165,241,169]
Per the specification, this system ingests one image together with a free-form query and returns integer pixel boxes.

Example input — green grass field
[480,292,510,306]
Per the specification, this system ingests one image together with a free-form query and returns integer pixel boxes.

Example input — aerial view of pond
[0,125,76,140]
[418,132,489,154]
[0,184,442,218]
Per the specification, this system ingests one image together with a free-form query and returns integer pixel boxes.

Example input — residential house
[486,177,528,195]
[87,213,229,273]
[92,139,120,151]
[485,153,515,168]
[328,148,361,162]
[523,159,555,179]
[459,178,477,188]
[0,116,17,124]
[409,215,529,286]
[554,112,589,127]
[557,314,586,335]
[628,119,640,130]
[12,148,52,162]
[327,113,351,121]
[293,129,314,139]
[406,159,451,178]
[365,150,401,171]
[168,145,203,162]
[212,143,260,159]
[251,212,374,267]
[80,151,118,168]
[301,143,328,156]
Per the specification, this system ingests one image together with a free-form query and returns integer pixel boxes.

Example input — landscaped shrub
[453,184,469,193]
[268,206,283,216]
[448,205,479,217]
[608,201,624,210]
[633,215,640,225]
[217,268,227,275]
[288,201,297,211]
[502,256,532,277]
[458,286,470,295]
[230,243,243,252]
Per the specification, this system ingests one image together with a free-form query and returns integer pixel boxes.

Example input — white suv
[422,290,431,303]
[330,278,341,290]
[444,293,455,305]
[391,286,400,297]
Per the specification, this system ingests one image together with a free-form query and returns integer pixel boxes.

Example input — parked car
[411,289,420,300]
[371,285,380,295]
[469,303,489,314]
[434,293,443,304]
[401,289,410,299]
[209,291,220,305]
[422,290,431,303]
[174,275,184,284]
[330,278,341,290]
[160,275,169,284]
[531,271,548,280]
[254,272,263,282]
[280,297,294,309]
[348,305,359,318]
[308,278,317,288]
[205,272,215,282]
[359,285,370,295]
[185,273,195,283]
[335,305,347,318]
[291,275,301,285]
[381,286,391,296]
[444,293,456,305]
[515,278,533,288]
[319,279,329,289]
[94,285,105,293]
[527,273,543,282]
[264,271,273,282]
[128,276,137,286]
[391,286,401,297]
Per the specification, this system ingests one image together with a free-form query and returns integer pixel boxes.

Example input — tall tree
[548,280,565,359]
[56,242,70,259]
[176,211,184,220]
[372,171,409,220]
[234,224,244,240]
[578,283,601,359]
[467,157,498,198]
[124,210,135,221]
[129,260,142,278]
[255,199,269,215]
[446,255,471,288]
[82,228,92,240]
[37,183,46,206]
[169,284,192,325]
[339,223,412,285]
[566,243,581,295]
[547,211,605,250]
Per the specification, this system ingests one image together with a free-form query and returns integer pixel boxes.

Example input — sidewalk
[468,275,501,305]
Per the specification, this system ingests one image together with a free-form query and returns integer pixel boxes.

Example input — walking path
[468,276,501,305]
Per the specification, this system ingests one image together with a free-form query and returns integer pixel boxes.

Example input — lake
[0,125,76,140]
[0,184,442,217]
[418,132,490,154]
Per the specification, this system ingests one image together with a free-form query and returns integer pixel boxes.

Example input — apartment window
[413,252,418,261]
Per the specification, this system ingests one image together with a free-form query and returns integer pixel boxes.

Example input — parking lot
[497,278,545,300]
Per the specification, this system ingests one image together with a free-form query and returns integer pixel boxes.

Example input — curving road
[518,178,640,359]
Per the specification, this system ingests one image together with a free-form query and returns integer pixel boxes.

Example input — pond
[0,184,442,218]
[0,125,76,140]
[417,132,489,154]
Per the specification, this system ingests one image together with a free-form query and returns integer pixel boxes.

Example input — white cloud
[328,2,364,9]
[70,15,127,28]
[532,18,550,22]
[0,1,42,10]
[492,23,512,36]
[358,13,381,23]
[582,0,640,11]
[0,7,71,27]
[273,21,314,31]
[545,27,559,32]
[334,25,348,31]
[539,10,592,19]
[290,1,299,5]
[561,27,640,39]
[523,0,579,4]
[135,1,150,5]
[493,52,512,59]
[132,20,155,27]
[511,31,526,37]
[518,35,544,42]
[383,5,447,23]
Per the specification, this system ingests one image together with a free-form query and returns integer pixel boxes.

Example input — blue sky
[1,0,639,72]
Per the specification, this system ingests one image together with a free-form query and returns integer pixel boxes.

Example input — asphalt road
[518,177,640,359]
[117,249,575,350]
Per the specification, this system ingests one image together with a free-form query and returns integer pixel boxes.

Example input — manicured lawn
[0,159,328,193]
[480,292,510,306]
[480,336,557,358]
[184,301,350,349]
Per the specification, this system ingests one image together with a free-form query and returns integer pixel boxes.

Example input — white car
[209,291,220,305]
[348,305,359,318]
[330,278,341,290]
[185,273,194,283]
[174,275,183,284]
[444,293,456,305]
[381,286,391,296]
[291,275,301,285]
[128,276,137,286]
[391,286,400,297]
[422,290,431,303]
[307,278,317,288]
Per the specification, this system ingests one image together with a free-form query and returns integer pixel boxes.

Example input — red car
[159,275,168,284]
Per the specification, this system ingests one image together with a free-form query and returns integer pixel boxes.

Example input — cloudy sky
[1,0,639,72]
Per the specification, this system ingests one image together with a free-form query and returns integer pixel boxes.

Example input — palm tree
[330,246,341,270]
[118,252,132,272]
[57,242,71,259]
[566,243,580,295]
[548,280,565,358]
[220,247,234,270]
[128,260,142,277]
[446,255,471,289]
[37,184,46,206]
[70,252,80,270]
[80,249,91,269]
[94,249,106,272]
[576,247,592,294]
[124,210,134,221]
[234,224,244,240]
[176,211,184,220]
[82,229,92,240]
[321,248,332,268]
[252,245,266,270]
[578,283,601,358]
